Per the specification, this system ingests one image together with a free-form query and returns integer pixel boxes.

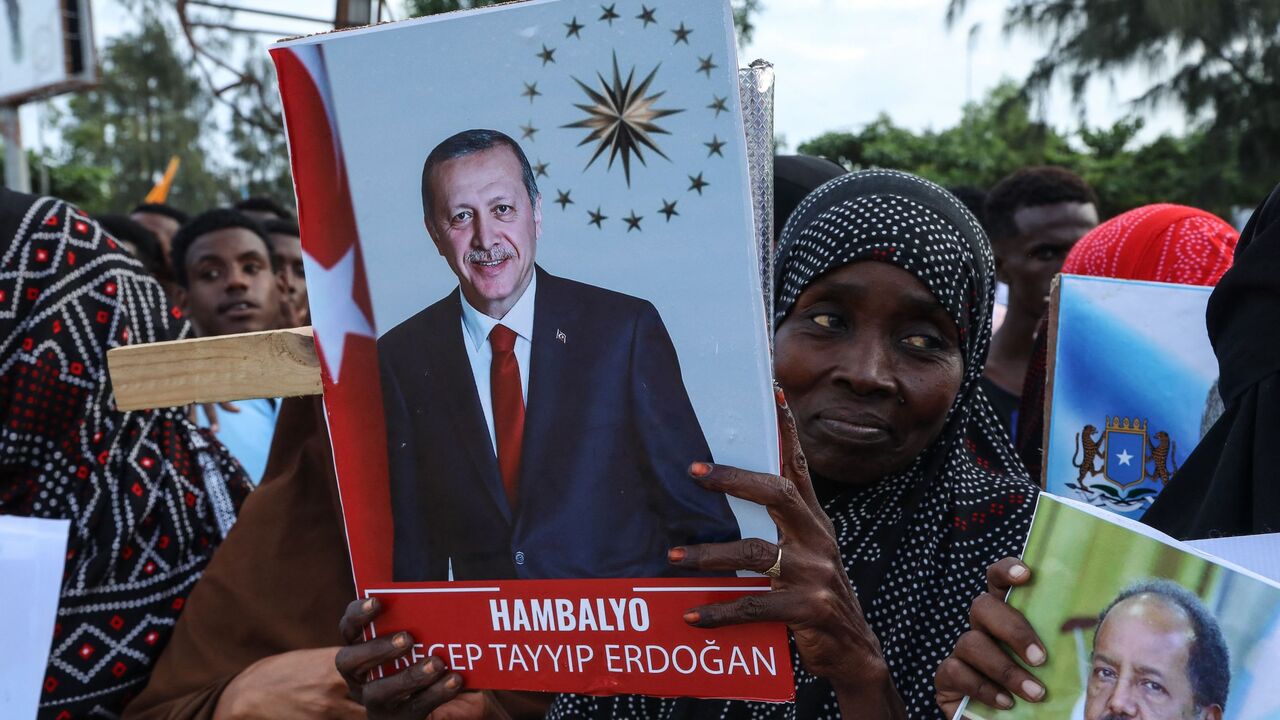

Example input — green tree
[798,82,1075,192]
[797,81,1245,220]
[947,0,1280,205]
[49,15,232,213]
[406,0,763,43]
[226,53,294,204]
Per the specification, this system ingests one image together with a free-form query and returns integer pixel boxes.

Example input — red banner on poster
[367,579,790,699]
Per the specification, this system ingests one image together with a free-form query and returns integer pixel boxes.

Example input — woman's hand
[213,647,363,720]
[934,558,1047,717]
[335,597,509,720]
[667,386,905,718]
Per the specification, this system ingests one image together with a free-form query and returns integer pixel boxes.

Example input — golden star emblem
[563,54,684,186]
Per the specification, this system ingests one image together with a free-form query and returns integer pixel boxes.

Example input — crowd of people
[2,137,1276,720]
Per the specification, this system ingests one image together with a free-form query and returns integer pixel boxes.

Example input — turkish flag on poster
[273,44,391,583]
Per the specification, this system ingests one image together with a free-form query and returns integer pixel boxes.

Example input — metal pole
[966,23,980,106]
[1,105,31,193]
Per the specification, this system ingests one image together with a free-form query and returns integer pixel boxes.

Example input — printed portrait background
[289,0,779,549]
[968,496,1280,720]
[1045,276,1218,520]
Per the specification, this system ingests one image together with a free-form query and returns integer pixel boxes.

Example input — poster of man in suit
[275,0,778,586]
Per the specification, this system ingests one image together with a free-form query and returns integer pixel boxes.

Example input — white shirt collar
[459,271,537,352]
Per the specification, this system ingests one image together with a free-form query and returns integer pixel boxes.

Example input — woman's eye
[811,313,843,329]
[903,334,941,349]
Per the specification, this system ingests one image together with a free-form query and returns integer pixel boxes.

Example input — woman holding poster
[338,170,1039,720]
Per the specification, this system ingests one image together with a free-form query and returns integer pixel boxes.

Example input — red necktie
[489,324,524,508]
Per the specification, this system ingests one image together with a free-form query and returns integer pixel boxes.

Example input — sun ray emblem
[562,53,684,186]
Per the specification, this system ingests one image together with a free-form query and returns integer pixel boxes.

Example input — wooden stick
[107,327,323,411]
[1041,275,1061,491]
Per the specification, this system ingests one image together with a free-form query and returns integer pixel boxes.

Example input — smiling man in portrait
[377,128,740,582]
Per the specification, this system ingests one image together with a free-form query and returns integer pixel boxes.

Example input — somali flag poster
[1043,275,1218,521]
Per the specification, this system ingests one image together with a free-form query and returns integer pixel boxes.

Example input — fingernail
[1022,679,1045,700]
[424,658,442,673]
[362,598,374,613]
[393,633,407,648]
[668,547,686,563]
[689,462,712,478]
[682,611,700,624]
[1009,564,1028,579]
[774,384,786,407]
[1026,644,1046,666]
[995,693,1013,709]
[445,674,462,689]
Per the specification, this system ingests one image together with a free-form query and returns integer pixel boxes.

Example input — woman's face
[775,261,965,487]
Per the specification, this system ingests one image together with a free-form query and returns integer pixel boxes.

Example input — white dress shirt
[458,273,536,455]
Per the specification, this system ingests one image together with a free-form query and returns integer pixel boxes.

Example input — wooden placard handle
[107,326,323,411]
[1040,275,1062,491]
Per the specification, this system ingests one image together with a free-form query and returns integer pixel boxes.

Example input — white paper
[1189,533,1280,584]
[0,516,70,719]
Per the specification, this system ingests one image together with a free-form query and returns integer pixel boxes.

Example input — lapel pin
[555,329,567,344]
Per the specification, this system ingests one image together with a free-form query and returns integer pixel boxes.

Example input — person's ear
[533,193,543,241]
[424,215,446,257]
[175,286,192,324]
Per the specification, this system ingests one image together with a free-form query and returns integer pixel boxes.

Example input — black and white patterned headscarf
[547,170,1037,719]
[1,190,251,717]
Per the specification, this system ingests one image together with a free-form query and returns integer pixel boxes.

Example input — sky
[740,0,1186,149]
[15,0,1188,165]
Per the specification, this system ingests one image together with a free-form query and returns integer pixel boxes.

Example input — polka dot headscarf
[547,170,1038,719]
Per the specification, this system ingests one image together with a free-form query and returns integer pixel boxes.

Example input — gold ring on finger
[763,546,782,578]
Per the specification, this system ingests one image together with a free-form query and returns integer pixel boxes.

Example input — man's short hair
[233,196,295,220]
[170,209,275,288]
[95,214,170,281]
[947,185,988,235]
[420,129,539,220]
[1097,579,1230,711]
[263,218,300,239]
[131,202,189,225]
[985,166,1098,243]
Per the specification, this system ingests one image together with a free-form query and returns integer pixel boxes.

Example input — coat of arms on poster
[271,0,789,701]
[1044,275,1216,520]
[1069,416,1180,507]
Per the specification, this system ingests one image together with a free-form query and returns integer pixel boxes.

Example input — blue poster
[1044,275,1218,520]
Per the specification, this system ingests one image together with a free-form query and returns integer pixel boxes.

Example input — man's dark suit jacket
[378,267,741,580]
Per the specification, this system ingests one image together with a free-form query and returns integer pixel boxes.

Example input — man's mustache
[466,247,515,263]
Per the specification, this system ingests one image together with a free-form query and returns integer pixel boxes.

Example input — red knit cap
[1061,203,1239,286]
